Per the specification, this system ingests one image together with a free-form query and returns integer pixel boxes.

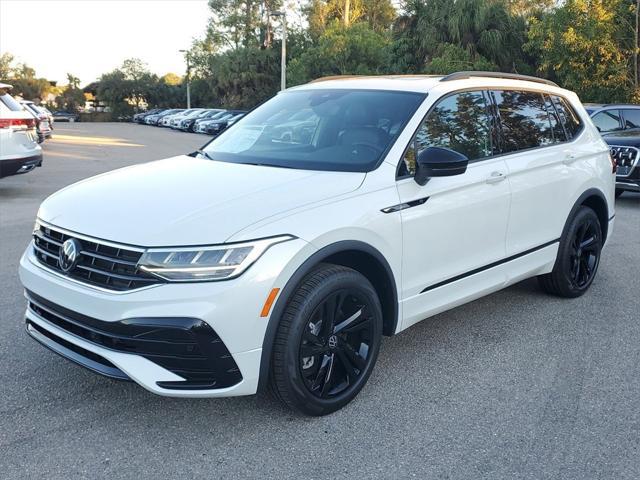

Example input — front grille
[610,145,640,177]
[26,290,243,390]
[33,223,161,291]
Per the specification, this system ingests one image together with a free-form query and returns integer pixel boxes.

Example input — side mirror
[414,146,469,186]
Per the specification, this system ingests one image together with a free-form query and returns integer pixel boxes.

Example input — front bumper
[19,237,310,397]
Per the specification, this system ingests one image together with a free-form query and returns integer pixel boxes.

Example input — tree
[161,73,182,86]
[307,0,396,36]
[391,0,530,74]
[288,21,391,85]
[526,0,634,102]
[206,0,282,48]
[0,52,15,80]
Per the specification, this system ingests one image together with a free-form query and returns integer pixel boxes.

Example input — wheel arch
[571,188,611,242]
[257,240,398,391]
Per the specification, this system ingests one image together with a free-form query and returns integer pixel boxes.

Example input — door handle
[486,171,507,184]
[563,153,579,165]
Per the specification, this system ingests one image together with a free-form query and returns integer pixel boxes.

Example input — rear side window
[552,96,582,139]
[591,110,622,132]
[622,109,640,129]
[0,93,24,112]
[400,91,493,175]
[491,90,554,153]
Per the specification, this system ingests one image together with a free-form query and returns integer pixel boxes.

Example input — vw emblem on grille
[59,238,81,272]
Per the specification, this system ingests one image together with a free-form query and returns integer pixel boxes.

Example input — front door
[396,90,511,329]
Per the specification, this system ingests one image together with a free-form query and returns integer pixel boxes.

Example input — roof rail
[440,71,559,88]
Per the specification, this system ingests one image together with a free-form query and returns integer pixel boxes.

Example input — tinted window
[204,89,425,172]
[592,110,621,132]
[400,91,492,176]
[492,90,553,153]
[622,109,640,129]
[552,96,582,139]
[544,94,566,142]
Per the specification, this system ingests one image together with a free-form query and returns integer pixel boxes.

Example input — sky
[0,0,211,85]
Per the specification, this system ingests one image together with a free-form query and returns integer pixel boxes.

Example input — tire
[269,264,383,416]
[538,206,602,298]
[615,189,624,199]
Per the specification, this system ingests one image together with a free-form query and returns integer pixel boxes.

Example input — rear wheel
[538,206,602,297]
[269,264,383,416]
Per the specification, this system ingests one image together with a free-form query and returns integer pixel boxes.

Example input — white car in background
[19,73,615,415]
[20,100,52,142]
[0,83,42,179]
[169,108,203,129]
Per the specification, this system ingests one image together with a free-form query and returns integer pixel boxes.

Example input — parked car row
[20,100,53,143]
[0,83,43,179]
[133,107,247,136]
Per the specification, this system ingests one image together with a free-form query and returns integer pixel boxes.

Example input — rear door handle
[563,153,579,165]
[486,171,507,184]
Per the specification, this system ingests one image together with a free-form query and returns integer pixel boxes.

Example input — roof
[0,82,13,90]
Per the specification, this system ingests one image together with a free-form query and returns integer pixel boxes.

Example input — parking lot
[1,123,639,479]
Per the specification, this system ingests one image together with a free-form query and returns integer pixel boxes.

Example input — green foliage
[525,0,635,102]
[208,47,280,108]
[288,21,391,85]
[391,0,530,74]
[307,0,396,36]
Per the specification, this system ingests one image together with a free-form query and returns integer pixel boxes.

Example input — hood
[601,129,640,146]
[39,156,365,246]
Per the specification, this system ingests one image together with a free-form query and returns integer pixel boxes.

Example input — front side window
[492,90,554,153]
[400,91,492,176]
[202,89,426,172]
[592,110,622,133]
[622,109,640,129]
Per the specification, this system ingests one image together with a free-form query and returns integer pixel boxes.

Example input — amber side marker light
[260,288,280,317]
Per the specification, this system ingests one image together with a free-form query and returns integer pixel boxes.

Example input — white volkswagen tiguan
[20,73,616,415]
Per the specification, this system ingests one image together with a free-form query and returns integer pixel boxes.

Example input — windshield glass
[202,89,426,172]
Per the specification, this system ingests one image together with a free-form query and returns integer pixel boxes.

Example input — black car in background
[133,108,163,123]
[203,111,246,136]
[586,104,640,197]
[52,111,79,122]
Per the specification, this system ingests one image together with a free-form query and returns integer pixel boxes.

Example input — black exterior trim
[25,290,242,390]
[381,196,429,213]
[257,240,398,391]
[26,320,130,381]
[0,153,42,179]
[420,238,561,294]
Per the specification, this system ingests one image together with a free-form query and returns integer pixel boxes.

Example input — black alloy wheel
[299,288,376,399]
[270,264,383,416]
[538,206,602,297]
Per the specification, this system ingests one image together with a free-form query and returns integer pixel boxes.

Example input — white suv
[19,72,615,415]
[0,83,42,178]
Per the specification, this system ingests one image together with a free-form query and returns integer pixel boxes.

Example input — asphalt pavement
[1,123,639,479]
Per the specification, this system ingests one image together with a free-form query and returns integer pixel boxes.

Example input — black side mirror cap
[414,146,469,186]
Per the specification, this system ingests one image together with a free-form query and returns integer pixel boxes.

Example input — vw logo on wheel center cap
[59,238,82,272]
[328,335,338,349]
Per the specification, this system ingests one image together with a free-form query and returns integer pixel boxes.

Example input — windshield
[202,89,426,172]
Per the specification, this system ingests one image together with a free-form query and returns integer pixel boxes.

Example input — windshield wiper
[194,149,214,161]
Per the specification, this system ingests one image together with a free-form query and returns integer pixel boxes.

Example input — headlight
[138,235,295,282]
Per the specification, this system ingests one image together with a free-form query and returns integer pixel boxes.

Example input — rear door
[492,90,585,256]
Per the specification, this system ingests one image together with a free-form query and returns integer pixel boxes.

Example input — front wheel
[538,206,602,297]
[269,264,383,416]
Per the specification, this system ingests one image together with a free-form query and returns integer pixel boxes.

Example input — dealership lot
[1,123,639,479]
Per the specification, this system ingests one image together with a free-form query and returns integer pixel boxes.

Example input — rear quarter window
[552,96,583,139]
